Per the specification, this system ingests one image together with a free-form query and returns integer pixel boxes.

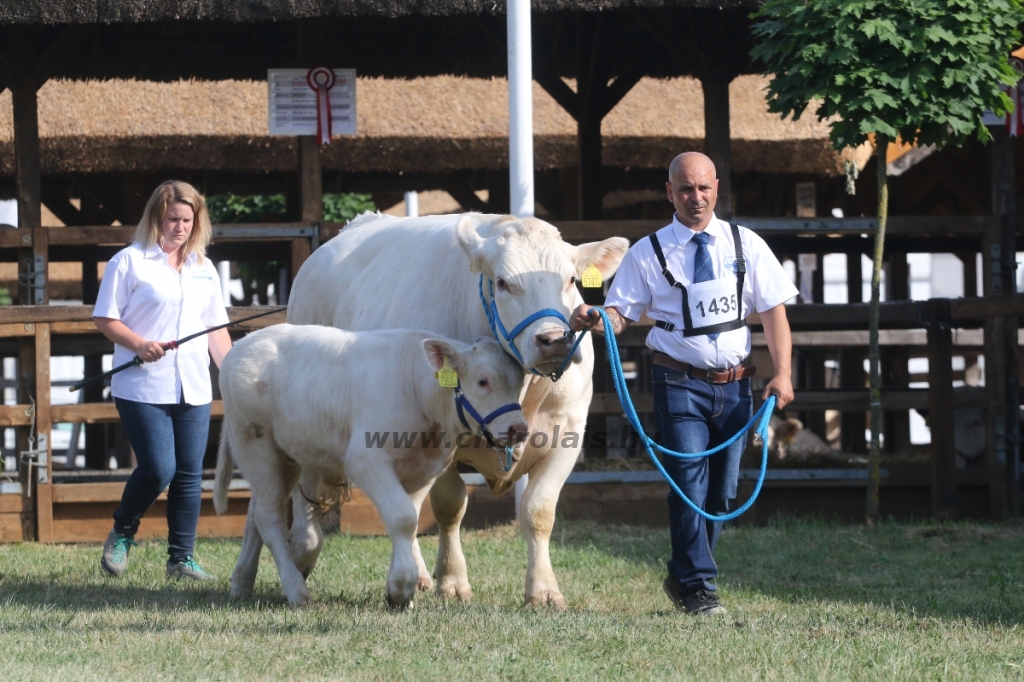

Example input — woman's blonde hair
[133,180,212,263]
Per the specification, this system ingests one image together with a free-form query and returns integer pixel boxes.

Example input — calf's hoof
[524,591,566,610]
[436,579,473,603]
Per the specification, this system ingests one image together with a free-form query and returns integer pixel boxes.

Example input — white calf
[213,324,527,607]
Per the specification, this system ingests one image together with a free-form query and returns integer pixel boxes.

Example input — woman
[94,180,232,580]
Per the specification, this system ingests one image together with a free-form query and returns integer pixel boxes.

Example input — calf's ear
[575,237,630,279]
[455,215,487,274]
[422,339,462,372]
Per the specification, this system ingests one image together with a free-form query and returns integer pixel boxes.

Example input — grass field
[1,518,1023,681]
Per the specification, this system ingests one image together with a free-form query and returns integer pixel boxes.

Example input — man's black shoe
[663,576,727,615]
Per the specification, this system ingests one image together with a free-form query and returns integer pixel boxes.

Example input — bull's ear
[422,339,462,372]
[455,215,486,274]
[575,237,630,279]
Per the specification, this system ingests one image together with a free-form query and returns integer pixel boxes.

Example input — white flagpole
[508,0,534,518]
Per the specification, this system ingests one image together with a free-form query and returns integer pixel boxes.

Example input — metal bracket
[20,434,48,496]
[17,254,47,304]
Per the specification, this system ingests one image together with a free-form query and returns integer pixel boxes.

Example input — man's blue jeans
[651,364,752,594]
[112,396,211,563]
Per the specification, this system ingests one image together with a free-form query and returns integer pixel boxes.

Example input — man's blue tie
[691,231,718,340]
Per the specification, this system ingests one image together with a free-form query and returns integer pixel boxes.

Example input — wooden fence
[0,215,1020,541]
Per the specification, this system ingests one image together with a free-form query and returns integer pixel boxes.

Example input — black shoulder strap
[648,232,678,287]
[730,223,745,321]
[649,232,692,330]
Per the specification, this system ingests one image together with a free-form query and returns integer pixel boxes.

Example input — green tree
[751,0,1024,524]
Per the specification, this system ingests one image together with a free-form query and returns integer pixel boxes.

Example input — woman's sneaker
[167,556,216,581]
[100,529,137,577]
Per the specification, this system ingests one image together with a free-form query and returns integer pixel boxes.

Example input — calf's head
[457,215,629,375]
[423,337,529,448]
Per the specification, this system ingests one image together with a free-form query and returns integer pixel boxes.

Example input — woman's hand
[135,340,167,363]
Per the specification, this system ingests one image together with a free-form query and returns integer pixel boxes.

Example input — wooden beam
[40,182,87,227]
[0,305,286,329]
[47,226,132,246]
[36,26,91,86]
[442,177,489,213]
[0,404,34,427]
[598,49,653,119]
[589,387,985,415]
[533,68,579,120]
[52,401,224,425]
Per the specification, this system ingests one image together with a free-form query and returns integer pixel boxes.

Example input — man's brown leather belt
[652,351,757,384]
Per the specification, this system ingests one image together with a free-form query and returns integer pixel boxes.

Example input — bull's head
[456,215,629,376]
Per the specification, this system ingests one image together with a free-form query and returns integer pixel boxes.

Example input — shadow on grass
[551,517,1024,625]
[0,573,390,616]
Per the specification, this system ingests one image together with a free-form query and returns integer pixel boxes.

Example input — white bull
[286,212,628,607]
[213,324,528,607]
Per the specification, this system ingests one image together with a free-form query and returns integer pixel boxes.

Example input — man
[570,152,796,615]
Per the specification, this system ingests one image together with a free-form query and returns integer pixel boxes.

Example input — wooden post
[81,242,107,470]
[701,70,732,218]
[883,252,911,456]
[292,136,320,289]
[10,31,46,307]
[924,299,956,519]
[33,323,52,542]
[985,126,1020,518]
[575,15,604,221]
[841,251,867,453]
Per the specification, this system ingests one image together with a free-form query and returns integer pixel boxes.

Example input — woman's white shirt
[93,243,229,405]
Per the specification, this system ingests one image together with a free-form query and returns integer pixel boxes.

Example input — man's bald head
[668,152,717,184]
[665,152,718,230]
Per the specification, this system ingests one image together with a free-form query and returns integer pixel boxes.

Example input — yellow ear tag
[581,264,603,288]
[436,359,459,388]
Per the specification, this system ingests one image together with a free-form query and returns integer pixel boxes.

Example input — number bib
[685,277,741,332]
[648,225,748,339]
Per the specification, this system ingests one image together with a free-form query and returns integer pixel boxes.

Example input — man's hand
[569,304,631,336]
[759,303,794,410]
[762,374,794,410]
[569,304,602,333]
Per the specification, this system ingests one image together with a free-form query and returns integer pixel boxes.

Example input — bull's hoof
[286,589,314,607]
[229,578,256,600]
[385,593,414,611]
[417,574,434,592]
[436,580,473,603]
[524,592,566,610]
[229,585,252,600]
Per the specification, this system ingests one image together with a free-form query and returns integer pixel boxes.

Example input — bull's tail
[213,426,233,515]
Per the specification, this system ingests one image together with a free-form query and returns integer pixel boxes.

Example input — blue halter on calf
[478,275,589,382]
[453,379,522,472]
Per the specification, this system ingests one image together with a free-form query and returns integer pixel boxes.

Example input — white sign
[268,69,357,137]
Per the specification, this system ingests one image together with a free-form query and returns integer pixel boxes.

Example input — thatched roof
[3,0,762,23]
[0,75,852,177]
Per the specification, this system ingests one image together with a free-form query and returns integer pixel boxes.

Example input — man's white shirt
[605,214,798,369]
[93,243,229,404]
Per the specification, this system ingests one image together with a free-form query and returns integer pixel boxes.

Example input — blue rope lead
[595,307,775,522]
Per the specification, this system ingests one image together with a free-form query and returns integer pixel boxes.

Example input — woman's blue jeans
[112,396,211,563]
[651,364,752,594]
